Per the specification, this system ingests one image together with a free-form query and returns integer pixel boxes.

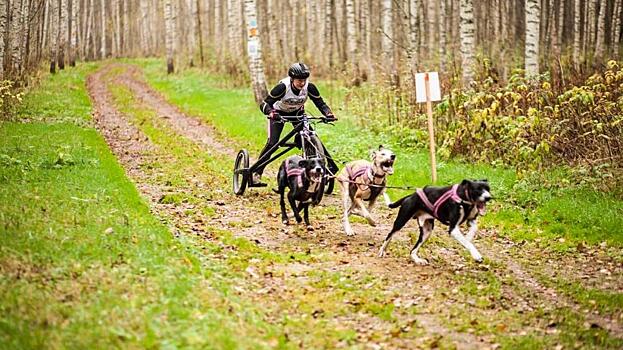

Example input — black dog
[277,155,326,229]
[378,179,492,265]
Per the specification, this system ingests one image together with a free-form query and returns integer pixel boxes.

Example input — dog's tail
[388,195,408,209]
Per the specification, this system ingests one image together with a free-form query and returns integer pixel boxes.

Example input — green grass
[0,63,285,349]
[135,58,622,247]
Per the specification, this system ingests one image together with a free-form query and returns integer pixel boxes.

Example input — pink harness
[417,184,463,219]
[285,162,304,187]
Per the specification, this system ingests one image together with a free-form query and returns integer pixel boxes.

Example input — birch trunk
[11,0,23,74]
[345,0,357,71]
[50,0,57,72]
[587,0,596,54]
[573,0,581,68]
[0,0,6,78]
[195,0,204,66]
[123,0,129,53]
[595,1,606,58]
[164,0,175,73]
[615,0,622,54]
[525,0,540,77]
[439,0,446,70]
[113,0,120,57]
[59,0,67,68]
[407,0,418,74]
[381,0,394,84]
[69,0,77,66]
[244,0,267,104]
[460,0,475,86]
[100,0,106,58]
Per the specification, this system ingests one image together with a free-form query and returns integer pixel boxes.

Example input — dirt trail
[88,63,622,347]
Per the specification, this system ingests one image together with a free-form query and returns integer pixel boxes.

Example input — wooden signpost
[415,72,442,183]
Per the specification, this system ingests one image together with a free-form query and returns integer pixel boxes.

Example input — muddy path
[87,63,622,348]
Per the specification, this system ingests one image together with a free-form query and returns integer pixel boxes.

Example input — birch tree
[69,0,77,66]
[11,0,23,74]
[0,0,6,78]
[164,0,175,73]
[595,1,606,59]
[573,0,581,68]
[525,0,540,77]
[244,0,267,104]
[345,0,357,73]
[381,0,394,84]
[439,0,446,70]
[407,0,418,78]
[459,0,475,86]
[100,0,106,58]
[49,0,58,72]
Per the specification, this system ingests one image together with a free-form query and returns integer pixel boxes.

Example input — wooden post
[425,73,437,183]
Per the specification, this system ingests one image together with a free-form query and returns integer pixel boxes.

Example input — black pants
[255,118,339,177]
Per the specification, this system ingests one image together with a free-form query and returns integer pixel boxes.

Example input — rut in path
[88,63,622,347]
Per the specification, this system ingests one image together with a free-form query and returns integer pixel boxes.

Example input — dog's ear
[370,149,377,160]
[479,178,489,183]
[460,179,471,186]
[378,144,384,150]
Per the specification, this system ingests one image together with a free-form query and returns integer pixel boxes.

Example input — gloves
[324,113,337,122]
[268,110,280,120]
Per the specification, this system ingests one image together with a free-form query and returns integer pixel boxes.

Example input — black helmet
[288,62,310,79]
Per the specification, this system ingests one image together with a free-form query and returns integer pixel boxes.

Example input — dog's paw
[345,229,355,236]
[473,255,483,263]
[306,225,314,231]
[295,217,303,224]
[282,219,289,225]
[411,256,429,265]
[378,249,386,258]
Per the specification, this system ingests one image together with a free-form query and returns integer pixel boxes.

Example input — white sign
[415,72,441,103]
[247,39,258,56]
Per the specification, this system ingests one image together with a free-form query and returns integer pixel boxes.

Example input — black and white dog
[276,155,326,229]
[378,180,492,265]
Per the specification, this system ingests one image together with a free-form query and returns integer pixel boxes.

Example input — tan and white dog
[336,145,396,236]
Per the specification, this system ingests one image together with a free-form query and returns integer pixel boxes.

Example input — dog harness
[285,161,304,187]
[285,161,321,194]
[417,184,463,219]
[345,165,385,190]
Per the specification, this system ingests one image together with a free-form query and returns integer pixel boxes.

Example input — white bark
[407,0,418,70]
[140,0,149,55]
[615,0,622,53]
[525,0,540,77]
[460,0,475,86]
[12,0,24,73]
[244,0,267,104]
[123,0,129,53]
[188,0,197,64]
[49,0,58,72]
[381,0,394,83]
[69,0,77,65]
[0,0,6,78]
[573,0,582,67]
[164,0,175,73]
[346,0,356,67]
[595,0,606,58]
[100,0,106,58]
[439,0,446,70]
[113,0,120,56]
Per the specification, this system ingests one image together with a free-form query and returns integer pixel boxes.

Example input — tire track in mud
[89,63,621,347]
